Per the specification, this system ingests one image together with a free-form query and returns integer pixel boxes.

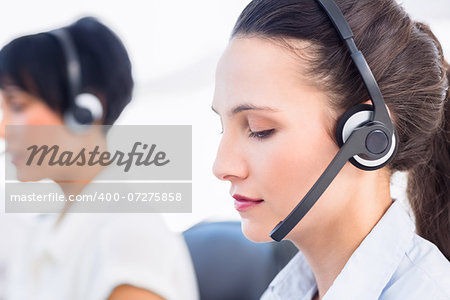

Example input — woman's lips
[232,194,264,212]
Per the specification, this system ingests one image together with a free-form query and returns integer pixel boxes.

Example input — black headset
[48,28,103,129]
[270,0,398,241]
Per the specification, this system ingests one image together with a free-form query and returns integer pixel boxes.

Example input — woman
[212,0,450,299]
[0,17,198,300]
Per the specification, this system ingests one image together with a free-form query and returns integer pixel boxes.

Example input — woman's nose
[212,133,248,182]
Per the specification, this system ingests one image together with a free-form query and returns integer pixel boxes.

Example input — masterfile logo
[25,142,170,172]
[4,125,192,213]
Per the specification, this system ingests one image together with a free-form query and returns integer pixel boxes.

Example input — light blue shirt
[261,200,450,299]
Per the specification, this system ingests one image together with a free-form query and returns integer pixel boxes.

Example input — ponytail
[407,25,450,260]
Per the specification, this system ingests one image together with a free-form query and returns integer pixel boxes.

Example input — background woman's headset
[48,28,103,128]
[270,0,399,241]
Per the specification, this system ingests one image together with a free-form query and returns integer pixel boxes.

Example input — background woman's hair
[0,16,134,125]
[232,0,450,259]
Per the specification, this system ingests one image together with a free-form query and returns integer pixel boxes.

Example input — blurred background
[0,0,448,292]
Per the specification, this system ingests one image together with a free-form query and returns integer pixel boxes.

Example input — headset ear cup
[350,129,398,171]
[336,104,397,171]
[64,93,104,133]
[336,104,373,147]
[72,106,94,125]
[72,93,104,125]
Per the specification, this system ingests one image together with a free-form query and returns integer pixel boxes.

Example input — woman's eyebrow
[211,104,280,116]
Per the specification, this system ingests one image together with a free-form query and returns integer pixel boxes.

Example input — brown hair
[232,0,450,259]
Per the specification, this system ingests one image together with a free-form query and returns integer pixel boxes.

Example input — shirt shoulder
[79,214,199,300]
[381,233,450,300]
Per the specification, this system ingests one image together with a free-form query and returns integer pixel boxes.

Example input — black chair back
[183,221,298,300]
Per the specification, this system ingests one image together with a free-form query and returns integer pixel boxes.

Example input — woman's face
[0,85,79,181]
[0,85,64,128]
[212,37,357,242]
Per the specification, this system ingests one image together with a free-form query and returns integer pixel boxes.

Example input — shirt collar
[267,250,317,300]
[31,166,114,263]
[267,200,415,300]
[30,213,104,264]
[324,200,415,299]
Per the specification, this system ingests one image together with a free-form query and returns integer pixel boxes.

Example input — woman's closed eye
[249,128,275,140]
[2,92,29,112]
[8,101,27,112]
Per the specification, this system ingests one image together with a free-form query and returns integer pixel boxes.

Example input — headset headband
[316,0,393,129]
[48,28,82,104]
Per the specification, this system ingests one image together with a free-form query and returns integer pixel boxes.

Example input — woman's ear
[363,99,392,118]
[362,99,372,106]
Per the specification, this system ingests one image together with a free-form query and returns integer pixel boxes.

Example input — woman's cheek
[261,130,331,217]
[250,134,303,214]
[26,106,63,126]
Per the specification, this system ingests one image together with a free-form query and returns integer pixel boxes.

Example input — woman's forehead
[213,37,328,115]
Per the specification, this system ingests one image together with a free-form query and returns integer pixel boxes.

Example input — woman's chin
[16,171,44,182]
[240,217,274,243]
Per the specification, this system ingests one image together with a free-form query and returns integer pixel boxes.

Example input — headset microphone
[270,0,398,242]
